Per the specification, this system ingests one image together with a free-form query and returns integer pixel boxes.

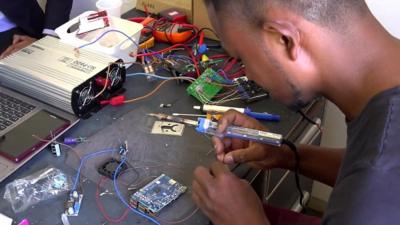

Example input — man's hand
[192,162,270,225]
[212,110,294,169]
[0,35,37,59]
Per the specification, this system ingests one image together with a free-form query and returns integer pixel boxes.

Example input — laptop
[0,85,79,182]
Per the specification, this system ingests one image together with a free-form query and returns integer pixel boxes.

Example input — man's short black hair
[204,0,368,29]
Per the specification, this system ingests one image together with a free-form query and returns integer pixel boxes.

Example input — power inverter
[0,36,126,118]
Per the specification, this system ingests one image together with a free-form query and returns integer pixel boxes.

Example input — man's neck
[319,15,400,121]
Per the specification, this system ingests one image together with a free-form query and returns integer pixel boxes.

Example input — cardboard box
[192,0,218,40]
[136,0,219,40]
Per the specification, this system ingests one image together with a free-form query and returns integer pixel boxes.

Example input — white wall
[311,101,346,204]
[36,0,137,17]
[311,0,400,205]
[367,0,400,38]
[70,0,137,18]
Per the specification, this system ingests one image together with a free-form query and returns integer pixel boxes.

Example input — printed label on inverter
[58,57,97,74]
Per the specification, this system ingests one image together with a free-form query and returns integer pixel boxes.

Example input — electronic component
[143,63,157,82]
[118,140,129,156]
[186,68,225,103]
[159,103,172,108]
[153,23,194,44]
[0,36,126,118]
[234,76,269,102]
[64,191,83,216]
[130,174,187,215]
[63,137,87,145]
[98,158,127,180]
[159,9,188,23]
[77,11,109,34]
[50,143,61,157]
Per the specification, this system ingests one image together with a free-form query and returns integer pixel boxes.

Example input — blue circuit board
[130,174,187,214]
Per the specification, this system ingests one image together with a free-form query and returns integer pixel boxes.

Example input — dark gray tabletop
[0,63,318,225]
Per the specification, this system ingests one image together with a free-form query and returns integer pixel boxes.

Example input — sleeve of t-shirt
[322,166,400,225]
[43,0,73,30]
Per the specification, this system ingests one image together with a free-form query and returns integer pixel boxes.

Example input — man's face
[207,6,314,109]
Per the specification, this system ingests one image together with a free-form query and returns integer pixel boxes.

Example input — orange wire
[93,63,111,99]
[123,77,194,104]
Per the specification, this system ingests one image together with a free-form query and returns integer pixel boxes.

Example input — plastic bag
[3,166,72,213]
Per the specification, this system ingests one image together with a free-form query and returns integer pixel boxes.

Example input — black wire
[298,110,317,125]
[198,27,219,38]
[282,139,305,208]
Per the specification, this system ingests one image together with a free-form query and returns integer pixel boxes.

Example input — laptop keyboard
[0,92,36,130]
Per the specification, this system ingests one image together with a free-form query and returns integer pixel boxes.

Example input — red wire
[223,58,238,72]
[209,54,230,60]
[229,68,246,79]
[183,45,200,77]
[96,176,130,224]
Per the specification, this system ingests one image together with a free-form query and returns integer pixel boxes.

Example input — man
[0,0,73,58]
[192,0,400,225]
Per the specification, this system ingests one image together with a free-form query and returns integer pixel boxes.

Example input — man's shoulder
[342,87,400,174]
[323,87,400,225]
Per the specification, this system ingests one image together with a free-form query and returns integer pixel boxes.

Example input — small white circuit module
[130,174,187,215]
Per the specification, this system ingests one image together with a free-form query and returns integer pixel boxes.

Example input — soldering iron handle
[244,108,281,122]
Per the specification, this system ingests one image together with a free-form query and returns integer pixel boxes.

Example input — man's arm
[213,110,345,187]
[285,145,345,186]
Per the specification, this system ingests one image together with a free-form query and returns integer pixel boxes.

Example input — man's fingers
[0,45,16,59]
[210,161,229,177]
[12,35,32,44]
[217,110,244,133]
[212,136,226,155]
[12,34,24,44]
[212,137,233,162]
[217,110,262,133]
[223,144,269,164]
[194,166,213,191]
[191,190,213,219]
[12,35,21,44]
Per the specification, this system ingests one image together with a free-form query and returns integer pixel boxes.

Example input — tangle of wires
[72,17,251,108]
[68,140,199,225]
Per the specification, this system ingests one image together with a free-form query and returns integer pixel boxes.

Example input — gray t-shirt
[323,87,400,225]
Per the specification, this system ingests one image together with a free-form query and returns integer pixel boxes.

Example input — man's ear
[263,20,301,60]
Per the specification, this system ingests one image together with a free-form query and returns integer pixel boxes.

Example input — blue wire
[72,148,118,191]
[113,158,162,225]
[77,29,139,50]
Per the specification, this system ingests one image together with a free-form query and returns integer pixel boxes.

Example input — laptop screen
[0,110,70,162]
